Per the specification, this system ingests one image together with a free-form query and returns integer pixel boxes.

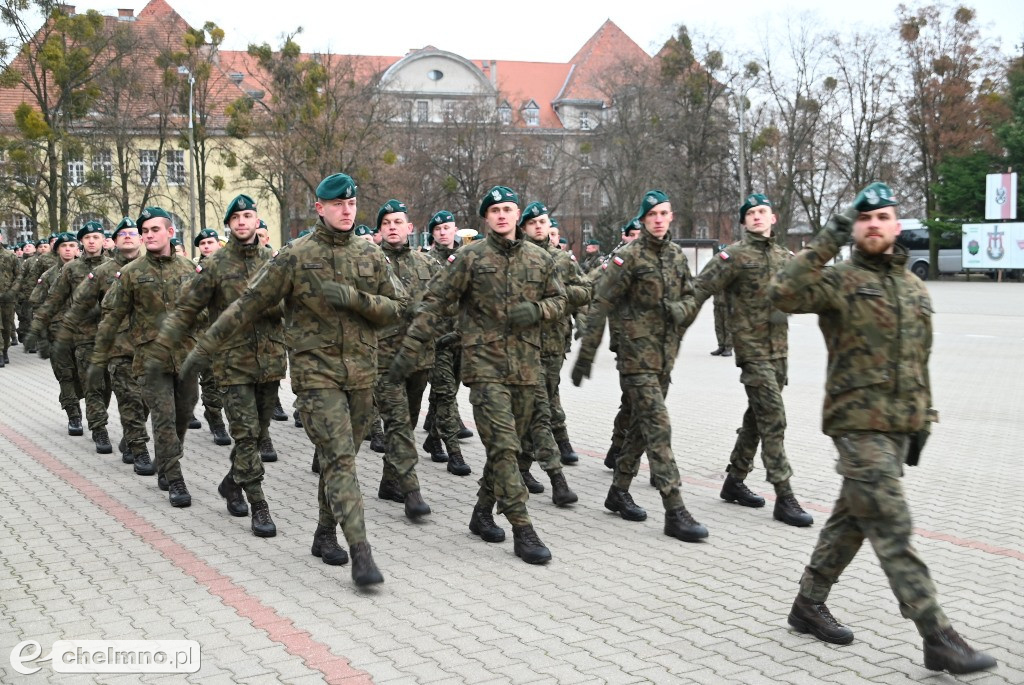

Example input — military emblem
[239,198,248,209]
[995,187,1007,206]
[492,189,502,201]
[613,256,624,266]
[141,209,151,219]
[968,239,979,256]
[987,227,1004,261]
[864,188,879,206]
[447,254,456,263]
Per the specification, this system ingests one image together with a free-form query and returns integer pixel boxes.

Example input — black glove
[571,357,592,386]
[85,363,106,390]
[508,301,541,329]
[322,282,356,311]
[824,205,859,245]
[906,410,937,466]
[181,344,212,379]
[435,331,459,349]
[769,309,788,325]
[386,341,420,383]
[24,331,39,351]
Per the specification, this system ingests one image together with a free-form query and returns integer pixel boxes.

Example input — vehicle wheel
[910,261,929,280]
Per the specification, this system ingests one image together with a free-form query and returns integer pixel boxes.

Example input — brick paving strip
[0,422,373,685]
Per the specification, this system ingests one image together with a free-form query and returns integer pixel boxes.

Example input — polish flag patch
[115,272,121,279]
[195,264,203,273]
[613,256,624,266]
[719,252,730,260]
[447,254,456,263]
[87,273,95,280]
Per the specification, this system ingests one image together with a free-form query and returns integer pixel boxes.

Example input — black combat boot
[2,351,8,364]
[457,418,474,440]
[787,594,854,645]
[311,526,348,565]
[604,444,620,470]
[774,494,814,527]
[67,408,84,436]
[664,506,708,541]
[188,414,201,429]
[423,435,448,463]
[0,352,5,367]
[250,500,277,538]
[158,474,169,491]
[557,439,579,465]
[293,410,303,428]
[469,505,505,542]
[923,627,997,674]
[311,450,320,474]
[512,525,552,564]
[604,486,647,521]
[259,436,278,463]
[710,346,725,356]
[721,347,733,357]
[218,475,249,516]
[549,471,578,506]
[520,468,545,494]
[271,402,288,421]
[133,446,155,476]
[92,428,113,454]
[720,474,765,508]
[377,476,404,503]
[369,420,386,453]
[446,449,471,476]
[209,416,231,446]
[119,436,132,464]
[404,490,431,519]
[349,542,384,586]
[167,479,192,508]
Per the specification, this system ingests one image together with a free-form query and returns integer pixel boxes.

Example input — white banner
[962,223,1024,269]
[985,173,1017,220]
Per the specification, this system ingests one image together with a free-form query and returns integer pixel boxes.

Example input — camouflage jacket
[685,230,791,365]
[197,223,405,393]
[379,241,437,372]
[157,237,286,386]
[426,243,461,339]
[60,251,138,358]
[0,249,19,302]
[579,229,693,376]
[32,254,109,342]
[92,252,197,375]
[20,252,58,301]
[769,230,932,436]
[581,253,603,274]
[526,236,592,358]
[403,231,567,386]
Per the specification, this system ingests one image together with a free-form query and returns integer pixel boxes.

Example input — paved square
[1,280,1021,684]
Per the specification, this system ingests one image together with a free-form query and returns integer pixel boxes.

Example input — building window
[581,183,593,205]
[166,150,185,186]
[696,226,709,239]
[67,156,85,186]
[72,213,104,232]
[583,222,593,242]
[498,102,511,125]
[541,144,555,168]
[169,212,186,231]
[404,100,413,122]
[1,212,32,244]
[444,101,456,120]
[92,150,112,179]
[139,149,158,184]
[580,149,591,168]
[416,100,429,123]
[427,69,444,81]
[579,111,591,130]
[523,103,540,127]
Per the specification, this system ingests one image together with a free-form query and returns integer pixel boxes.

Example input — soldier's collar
[314,222,353,245]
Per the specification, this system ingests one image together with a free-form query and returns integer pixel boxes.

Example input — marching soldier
[0,234,19,367]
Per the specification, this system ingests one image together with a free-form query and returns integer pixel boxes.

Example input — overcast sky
[70,0,1023,62]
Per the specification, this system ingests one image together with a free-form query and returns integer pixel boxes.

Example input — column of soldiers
[5,175,998,675]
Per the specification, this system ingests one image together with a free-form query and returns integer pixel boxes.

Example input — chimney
[117,8,134,21]
[489,60,497,87]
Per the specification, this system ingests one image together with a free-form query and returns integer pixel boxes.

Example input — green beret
[354,225,374,237]
[429,210,455,231]
[376,199,408,229]
[48,234,58,242]
[15,241,25,249]
[315,173,358,200]
[112,217,136,239]
[53,232,77,248]
[739,193,772,223]
[103,231,112,239]
[585,239,600,246]
[517,201,548,227]
[549,216,559,228]
[258,219,267,229]
[638,190,670,217]
[853,182,898,212]
[35,239,46,246]
[194,228,220,247]
[622,218,642,234]
[478,185,519,217]
[76,221,105,241]
[298,228,313,238]
[558,237,568,245]
[474,232,486,241]
[137,206,172,227]
[223,194,256,225]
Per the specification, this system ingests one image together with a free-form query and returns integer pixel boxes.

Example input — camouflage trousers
[222,381,278,503]
[405,368,429,430]
[375,375,422,494]
[0,301,14,351]
[728,359,794,487]
[613,372,685,510]
[17,301,32,339]
[713,301,732,348]
[107,355,150,452]
[297,387,373,546]
[469,382,534,527]
[74,341,111,432]
[516,371,563,474]
[427,342,463,452]
[608,386,634,450]
[799,432,951,637]
[48,337,82,413]
[200,367,223,418]
[542,353,571,444]
[139,371,199,482]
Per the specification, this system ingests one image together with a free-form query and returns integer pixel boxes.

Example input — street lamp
[178,65,197,257]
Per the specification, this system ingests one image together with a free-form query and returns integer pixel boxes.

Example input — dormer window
[498,101,512,125]
[579,111,591,130]
[522,101,540,127]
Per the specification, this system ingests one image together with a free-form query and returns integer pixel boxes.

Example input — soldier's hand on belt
[571,357,592,386]
[322,281,356,311]
[181,344,212,379]
[508,301,541,330]
[85,363,106,390]
[387,340,420,383]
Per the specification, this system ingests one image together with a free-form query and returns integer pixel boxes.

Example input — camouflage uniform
[33,253,112,432]
[194,254,226,430]
[61,251,150,454]
[17,251,56,346]
[376,240,435,494]
[712,292,732,350]
[0,248,18,358]
[196,224,403,546]
[424,242,465,457]
[34,263,83,415]
[578,229,693,510]
[157,237,287,503]
[685,231,795,490]
[92,252,200,484]
[769,229,950,636]
[402,231,566,527]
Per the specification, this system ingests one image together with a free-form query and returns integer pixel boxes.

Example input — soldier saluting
[770,182,997,675]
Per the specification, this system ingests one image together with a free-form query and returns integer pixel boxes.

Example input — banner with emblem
[985,174,1017,220]
[962,223,1024,269]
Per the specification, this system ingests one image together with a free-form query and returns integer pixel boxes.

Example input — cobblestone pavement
[1,281,1021,685]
